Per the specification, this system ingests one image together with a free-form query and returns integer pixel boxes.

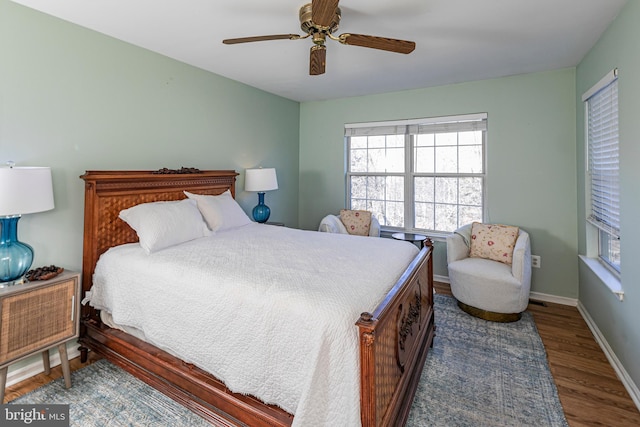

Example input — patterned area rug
[10,294,567,426]
[407,294,568,426]
[9,358,210,426]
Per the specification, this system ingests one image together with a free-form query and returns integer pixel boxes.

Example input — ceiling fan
[222,0,416,76]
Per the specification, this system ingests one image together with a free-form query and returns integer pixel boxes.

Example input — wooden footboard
[358,241,435,427]
[78,170,435,427]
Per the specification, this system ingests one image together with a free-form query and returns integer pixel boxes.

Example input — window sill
[579,255,624,301]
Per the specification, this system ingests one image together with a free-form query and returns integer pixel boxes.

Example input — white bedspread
[86,223,419,427]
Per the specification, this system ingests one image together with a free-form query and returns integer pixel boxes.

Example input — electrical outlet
[531,255,541,268]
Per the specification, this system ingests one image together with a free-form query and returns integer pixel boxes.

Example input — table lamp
[0,164,55,285]
[245,168,278,223]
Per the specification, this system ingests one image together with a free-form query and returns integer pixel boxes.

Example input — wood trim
[357,240,435,426]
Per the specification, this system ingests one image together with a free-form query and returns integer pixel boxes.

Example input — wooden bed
[78,169,435,427]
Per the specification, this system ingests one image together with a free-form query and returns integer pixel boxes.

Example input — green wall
[299,69,578,298]
[1,0,300,271]
[1,0,299,374]
[576,0,640,393]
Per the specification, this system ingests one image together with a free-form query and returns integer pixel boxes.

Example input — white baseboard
[5,347,81,388]
[437,274,578,307]
[434,274,449,283]
[529,291,578,307]
[577,302,640,411]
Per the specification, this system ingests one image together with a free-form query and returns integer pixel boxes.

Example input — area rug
[8,358,210,427]
[9,294,567,426]
[407,294,568,426]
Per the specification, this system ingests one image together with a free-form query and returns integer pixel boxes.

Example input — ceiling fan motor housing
[300,3,341,36]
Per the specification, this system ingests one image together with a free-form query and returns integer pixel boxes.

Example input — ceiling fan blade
[339,33,416,54]
[222,34,300,44]
[309,45,326,75]
[312,0,340,28]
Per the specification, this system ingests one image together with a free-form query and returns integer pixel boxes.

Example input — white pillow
[184,190,252,231]
[119,199,209,254]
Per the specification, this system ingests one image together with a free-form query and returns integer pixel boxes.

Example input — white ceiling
[12,0,627,102]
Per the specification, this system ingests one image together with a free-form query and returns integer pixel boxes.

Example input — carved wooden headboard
[79,169,238,316]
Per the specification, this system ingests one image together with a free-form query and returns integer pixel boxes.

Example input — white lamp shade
[0,167,55,216]
[245,168,278,192]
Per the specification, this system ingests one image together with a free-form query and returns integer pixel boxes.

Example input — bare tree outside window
[346,114,486,234]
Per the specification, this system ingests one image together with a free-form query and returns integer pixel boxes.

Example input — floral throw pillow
[339,209,372,236]
[469,222,520,265]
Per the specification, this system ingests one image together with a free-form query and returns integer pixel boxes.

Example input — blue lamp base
[252,192,271,223]
[0,216,34,285]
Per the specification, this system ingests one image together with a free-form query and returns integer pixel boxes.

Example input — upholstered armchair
[318,209,381,237]
[446,223,532,322]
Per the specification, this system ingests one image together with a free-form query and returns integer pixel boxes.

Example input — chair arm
[369,216,381,237]
[446,233,470,263]
[318,214,349,234]
[511,230,532,284]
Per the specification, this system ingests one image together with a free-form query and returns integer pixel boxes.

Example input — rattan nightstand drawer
[0,271,81,402]
[0,271,80,367]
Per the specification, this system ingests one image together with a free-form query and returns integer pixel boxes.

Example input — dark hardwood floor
[5,282,640,426]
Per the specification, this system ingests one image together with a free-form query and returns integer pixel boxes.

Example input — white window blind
[344,113,488,137]
[585,70,619,238]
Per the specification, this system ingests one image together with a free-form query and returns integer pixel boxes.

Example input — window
[345,113,486,234]
[583,69,620,273]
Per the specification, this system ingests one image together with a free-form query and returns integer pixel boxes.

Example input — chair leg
[58,344,72,389]
[42,350,51,375]
[0,366,7,403]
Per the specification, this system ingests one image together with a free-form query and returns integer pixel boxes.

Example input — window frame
[582,68,621,279]
[345,114,487,237]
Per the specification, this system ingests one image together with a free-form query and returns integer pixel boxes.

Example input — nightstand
[0,270,81,402]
